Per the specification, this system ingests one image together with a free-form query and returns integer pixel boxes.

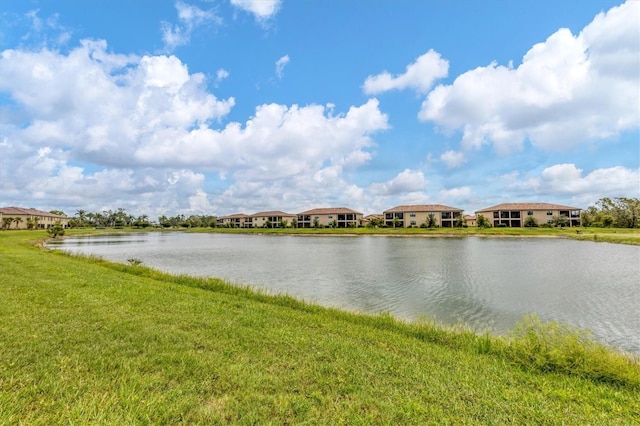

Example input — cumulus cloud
[517,163,639,197]
[0,39,390,216]
[161,1,222,51]
[275,54,289,79]
[363,49,449,95]
[419,1,640,154]
[230,0,281,22]
[369,169,427,196]
[440,150,466,169]
[439,186,471,200]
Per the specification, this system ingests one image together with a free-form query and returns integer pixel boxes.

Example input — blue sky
[1,0,638,218]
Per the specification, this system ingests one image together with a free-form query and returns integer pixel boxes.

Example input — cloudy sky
[1,1,638,218]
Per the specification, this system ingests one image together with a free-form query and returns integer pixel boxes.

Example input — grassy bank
[1,231,639,424]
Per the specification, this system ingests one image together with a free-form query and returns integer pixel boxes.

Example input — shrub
[507,315,640,387]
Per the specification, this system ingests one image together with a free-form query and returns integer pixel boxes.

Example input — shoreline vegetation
[2,231,639,423]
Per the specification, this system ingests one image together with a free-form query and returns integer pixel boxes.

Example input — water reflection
[50,232,640,353]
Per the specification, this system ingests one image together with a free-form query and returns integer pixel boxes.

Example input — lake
[48,232,640,353]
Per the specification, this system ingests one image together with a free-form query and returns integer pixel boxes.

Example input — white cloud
[216,68,229,84]
[440,150,466,169]
[363,49,449,95]
[438,186,471,200]
[369,169,426,196]
[420,1,639,154]
[275,55,289,79]
[162,2,222,51]
[230,0,281,21]
[0,39,392,217]
[520,163,640,196]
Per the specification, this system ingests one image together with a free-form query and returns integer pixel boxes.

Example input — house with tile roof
[475,203,581,227]
[216,213,252,228]
[0,207,69,230]
[251,211,297,228]
[296,207,363,228]
[383,204,464,228]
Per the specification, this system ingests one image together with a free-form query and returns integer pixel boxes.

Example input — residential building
[0,207,69,230]
[383,204,464,228]
[217,213,251,228]
[475,203,582,227]
[297,207,363,228]
[463,215,477,227]
[251,211,297,228]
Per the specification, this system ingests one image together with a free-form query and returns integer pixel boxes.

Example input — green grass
[1,230,639,424]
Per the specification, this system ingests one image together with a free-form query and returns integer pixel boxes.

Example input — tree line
[6,197,639,231]
[580,197,640,228]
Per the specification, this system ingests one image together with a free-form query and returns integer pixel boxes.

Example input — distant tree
[524,216,538,228]
[49,210,65,216]
[47,221,65,238]
[291,218,298,228]
[313,217,320,228]
[551,215,569,228]
[280,219,288,228]
[2,217,14,230]
[392,217,402,228]
[476,214,491,228]
[26,216,40,230]
[12,217,23,229]
[454,214,465,228]
[425,213,437,228]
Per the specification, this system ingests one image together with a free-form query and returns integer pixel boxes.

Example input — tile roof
[219,213,248,219]
[252,211,296,217]
[384,204,463,213]
[298,207,363,215]
[475,202,581,212]
[0,206,66,218]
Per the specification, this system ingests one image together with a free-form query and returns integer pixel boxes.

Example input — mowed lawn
[1,231,638,424]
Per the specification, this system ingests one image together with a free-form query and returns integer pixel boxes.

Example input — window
[328,215,333,219]
[493,212,499,218]
[410,212,416,217]
[547,211,553,215]
[441,212,452,219]
[410,221,416,226]
[500,211,509,218]
[527,211,533,216]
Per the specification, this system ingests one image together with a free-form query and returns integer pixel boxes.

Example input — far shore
[41,225,640,246]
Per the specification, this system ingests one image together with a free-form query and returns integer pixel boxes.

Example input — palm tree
[12,217,23,229]
[2,217,13,230]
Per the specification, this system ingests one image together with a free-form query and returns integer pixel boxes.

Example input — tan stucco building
[251,211,297,228]
[0,207,69,230]
[463,215,477,227]
[297,207,363,228]
[475,203,582,227]
[217,213,251,228]
[383,204,464,228]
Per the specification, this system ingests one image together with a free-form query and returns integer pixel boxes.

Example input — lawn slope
[1,231,638,424]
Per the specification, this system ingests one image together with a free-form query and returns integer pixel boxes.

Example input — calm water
[48,232,640,353]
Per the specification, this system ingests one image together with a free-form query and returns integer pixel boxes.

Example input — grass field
[1,230,639,424]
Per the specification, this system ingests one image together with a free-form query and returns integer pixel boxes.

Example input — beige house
[251,211,297,228]
[463,215,477,227]
[216,213,251,228]
[383,204,464,228]
[0,207,69,230]
[475,202,582,227]
[297,207,363,228]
